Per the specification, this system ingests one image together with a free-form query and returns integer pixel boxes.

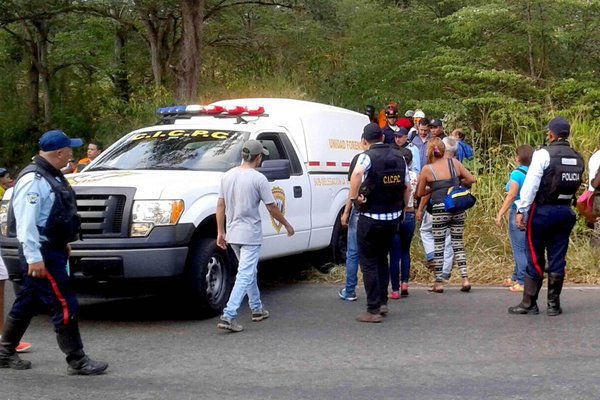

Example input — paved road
[2,282,600,400]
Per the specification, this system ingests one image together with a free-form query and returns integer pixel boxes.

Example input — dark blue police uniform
[509,118,584,316]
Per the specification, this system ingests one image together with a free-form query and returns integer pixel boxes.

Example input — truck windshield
[87,129,248,172]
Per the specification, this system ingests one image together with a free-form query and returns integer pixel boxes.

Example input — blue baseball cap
[545,116,570,137]
[39,130,83,151]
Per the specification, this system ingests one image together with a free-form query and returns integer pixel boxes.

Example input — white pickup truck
[0,98,368,315]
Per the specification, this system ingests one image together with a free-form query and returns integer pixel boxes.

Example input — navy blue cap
[394,127,409,137]
[362,123,382,141]
[39,130,83,151]
[429,119,443,127]
[546,116,570,137]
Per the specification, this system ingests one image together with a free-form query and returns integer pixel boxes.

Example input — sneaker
[509,283,524,292]
[67,356,108,376]
[217,316,244,332]
[401,283,409,297]
[356,312,382,323]
[15,342,31,353]
[251,309,270,322]
[338,288,357,301]
[390,291,400,300]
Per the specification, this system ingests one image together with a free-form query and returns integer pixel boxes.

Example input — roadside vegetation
[1,0,599,283]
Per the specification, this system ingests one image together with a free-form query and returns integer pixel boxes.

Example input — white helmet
[414,109,425,119]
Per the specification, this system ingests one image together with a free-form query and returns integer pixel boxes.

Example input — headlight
[0,200,8,236]
[130,200,184,237]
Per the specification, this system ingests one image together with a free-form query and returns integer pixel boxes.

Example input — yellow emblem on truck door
[270,187,286,233]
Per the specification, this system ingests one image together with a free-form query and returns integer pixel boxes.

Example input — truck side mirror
[257,159,291,181]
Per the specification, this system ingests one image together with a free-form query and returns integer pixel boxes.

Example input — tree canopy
[0,0,599,168]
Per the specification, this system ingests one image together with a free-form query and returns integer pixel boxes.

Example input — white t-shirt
[588,149,600,191]
[219,167,275,245]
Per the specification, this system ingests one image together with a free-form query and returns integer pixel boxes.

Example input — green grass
[310,117,600,285]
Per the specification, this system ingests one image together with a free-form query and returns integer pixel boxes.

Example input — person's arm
[216,197,227,249]
[592,167,600,189]
[454,159,476,187]
[13,174,47,279]
[415,171,431,221]
[416,167,431,198]
[61,159,76,174]
[341,197,352,228]
[515,149,549,229]
[349,153,369,207]
[265,203,294,236]
[495,181,519,227]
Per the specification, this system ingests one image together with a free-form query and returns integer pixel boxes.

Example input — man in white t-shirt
[216,140,294,332]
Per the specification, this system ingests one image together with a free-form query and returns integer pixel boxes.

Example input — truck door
[255,132,311,258]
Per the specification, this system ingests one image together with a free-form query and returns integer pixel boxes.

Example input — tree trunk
[114,22,130,103]
[31,20,52,129]
[27,56,40,126]
[176,0,205,103]
[525,1,536,79]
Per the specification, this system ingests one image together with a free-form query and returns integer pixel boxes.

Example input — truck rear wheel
[330,214,347,265]
[186,238,236,317]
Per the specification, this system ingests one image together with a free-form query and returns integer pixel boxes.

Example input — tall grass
[313,116,600,285]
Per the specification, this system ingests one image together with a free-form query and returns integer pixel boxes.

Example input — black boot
[56,318,108,376]
[0,317,32,370]
[508,275,542,315]
[547,274,564,316]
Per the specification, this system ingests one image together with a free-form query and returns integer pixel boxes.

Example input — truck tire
[330,213,347,265]
[312,209,347,272]
[186,238,236,317]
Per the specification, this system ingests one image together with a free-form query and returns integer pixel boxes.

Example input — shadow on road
[76,254,315,322]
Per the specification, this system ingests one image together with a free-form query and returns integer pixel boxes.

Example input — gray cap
[242,140,269,157]
[404,110,415,117]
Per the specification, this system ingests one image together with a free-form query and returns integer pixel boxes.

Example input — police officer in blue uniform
[509,117,584,316]
[350,123,409,323]
[0,130,108,375]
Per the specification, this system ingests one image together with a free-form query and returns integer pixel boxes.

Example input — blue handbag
[444,160,476,213]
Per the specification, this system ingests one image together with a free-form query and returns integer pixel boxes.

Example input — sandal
[428,284,444,293]
[461,279,471,292]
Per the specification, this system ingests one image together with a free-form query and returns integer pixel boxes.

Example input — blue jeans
[390,211,416,290]
[345,208,359,296]
[508,208,527,285]
[222,244,262,319]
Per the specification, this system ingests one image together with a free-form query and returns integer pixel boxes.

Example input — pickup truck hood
[67,170,223,199]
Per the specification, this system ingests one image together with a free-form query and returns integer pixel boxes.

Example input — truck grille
[77,194,125,237]
[73,187,136,238]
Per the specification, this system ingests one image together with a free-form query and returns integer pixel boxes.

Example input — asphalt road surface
[2,281,600,400]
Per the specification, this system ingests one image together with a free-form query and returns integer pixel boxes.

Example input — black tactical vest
[359,143,406,214]
[535,141,584,205]
[8,155,80,247]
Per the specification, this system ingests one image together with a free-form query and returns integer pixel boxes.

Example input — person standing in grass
[416,138,477,293]
[216,140,294,332]
[509,117,584,316]
[495,145,534,292]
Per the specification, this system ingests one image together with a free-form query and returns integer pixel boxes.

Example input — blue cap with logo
[39,130,83,151]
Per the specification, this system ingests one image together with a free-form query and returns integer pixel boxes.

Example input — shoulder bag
[444,159,476,213]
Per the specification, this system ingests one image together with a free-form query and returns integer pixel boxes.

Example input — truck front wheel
[186,238,236,317]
